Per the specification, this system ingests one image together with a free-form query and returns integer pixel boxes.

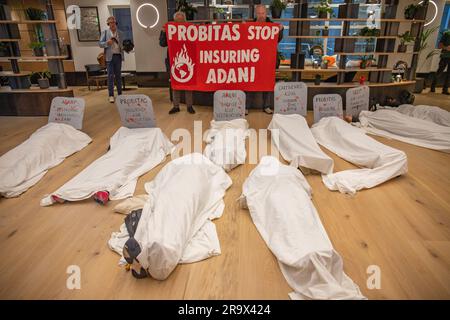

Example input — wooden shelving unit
[287,0,428,91]
[0,1,73,116]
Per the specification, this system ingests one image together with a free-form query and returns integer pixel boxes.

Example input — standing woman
[99,16,124,103]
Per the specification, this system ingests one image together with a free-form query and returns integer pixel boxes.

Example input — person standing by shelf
[247,4,284,115]
[431,29,450,95]
[159,11,195,115]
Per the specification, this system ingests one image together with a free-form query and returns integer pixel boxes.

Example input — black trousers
[431,57,450,92]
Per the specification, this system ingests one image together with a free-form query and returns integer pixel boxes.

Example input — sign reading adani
[165,22,280,91]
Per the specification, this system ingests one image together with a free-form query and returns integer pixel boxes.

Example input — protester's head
[107,16,117,31]
[173,11,186,22]
[255,4,267,22]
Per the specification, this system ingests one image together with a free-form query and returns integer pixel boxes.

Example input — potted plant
[398,31,415,53]
[29,41,45,56]
[404,1,429,20]
[322,26,329,36]
[176,0,197,21]
[213,7,225,20]
[32,70,51,89]
[360,55,376,69]
[270,0,287,19]
[317,0,333,19]
[414,25,439,92]
[321,58,329,69]
[359,27,379,52]
[25,7,46,20]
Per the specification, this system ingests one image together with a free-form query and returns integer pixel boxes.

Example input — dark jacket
[159,30,170,72]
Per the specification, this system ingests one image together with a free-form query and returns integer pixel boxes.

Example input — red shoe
[51,195,66,204]
[93,191,109,205]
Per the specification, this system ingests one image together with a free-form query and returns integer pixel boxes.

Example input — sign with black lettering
[346,86,369,117]
[48,97,85,130]
[213,90,246,121]
[313,94,343,123]
[274,82,307,116]
[116,94,156,128]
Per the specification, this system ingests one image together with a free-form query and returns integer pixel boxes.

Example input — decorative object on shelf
[270,0,287,19]
[314,74,321,85]
[359,75,366,85]
[25,7,46,20]
[321,59,329,69]
[397,31,415,53]
[393,60,408,81]
[176,0,197,21]
[322,55,337,68]
[29,41,45,56]
[310,45,324,57]
[322,26,329,37]
[32,70,51,89]
[317,0,334,19]
[360,55,376,69]
[313,59,320,69]
[77,7,101,42]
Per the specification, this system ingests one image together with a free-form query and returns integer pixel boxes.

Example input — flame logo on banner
[171,44,195,83]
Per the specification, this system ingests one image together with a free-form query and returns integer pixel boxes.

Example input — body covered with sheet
[41,127,173,205]
[359,109,450,153]
[0,123,92,198]
[204,119,249,171]
[241,156,365,300]
[109,153,232,280]
[268,114,334,174]
[311,117,408,194]
[396,104,450,127]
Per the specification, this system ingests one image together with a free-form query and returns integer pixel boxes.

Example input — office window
[112,7,133,41]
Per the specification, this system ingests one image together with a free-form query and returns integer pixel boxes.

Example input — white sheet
[109,153,232,280]
[396,104,450,127]
[204,118,249,172]
[0,123,91,198]
[241,156,366,300]
[268,114,334,174]
[359,109,450,153]
[41,127,173,205]
[311,117,408,195]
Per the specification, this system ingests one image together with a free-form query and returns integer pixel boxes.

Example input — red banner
[165,22,280,92]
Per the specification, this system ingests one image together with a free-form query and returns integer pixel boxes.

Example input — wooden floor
[0,87,449,300]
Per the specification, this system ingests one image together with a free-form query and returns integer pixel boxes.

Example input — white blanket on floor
[359,109,450,153]
[241,156,366,300]
[311,117,408,195]
[41,127,173,205]
[268,114,334,174]
[109,153,232,280]
[0,123,91,198]
[396,104,450,127]
[204,119,249,172]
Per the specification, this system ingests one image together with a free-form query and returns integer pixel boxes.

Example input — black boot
[187,106,196,114]
[169,106,180,114]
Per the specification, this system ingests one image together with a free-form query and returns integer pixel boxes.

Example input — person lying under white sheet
[311,117,408,195]
[268,114,334,174]
[204,118,249,172]
[109,153,232,280]
[241,156,366,300]
[0,123,91,198]
[395,104,450,127]
[359,109,450,153]
[40,127,173,206]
